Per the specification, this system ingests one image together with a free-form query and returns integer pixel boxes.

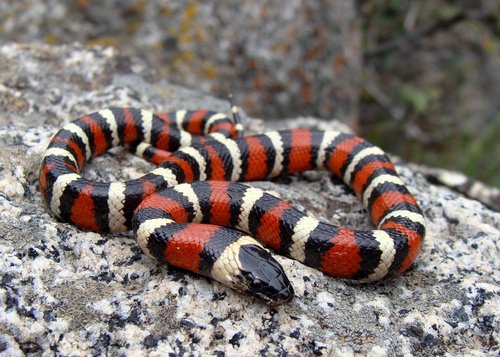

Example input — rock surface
[0,0,360,122]
[0,44,498,356]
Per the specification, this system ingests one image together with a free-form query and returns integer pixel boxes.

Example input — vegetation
[358,0,500,186]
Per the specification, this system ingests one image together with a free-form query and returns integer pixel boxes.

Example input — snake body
[40,108,426,304]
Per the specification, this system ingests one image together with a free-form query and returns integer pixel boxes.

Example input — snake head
[233,244,294,305]
[211,240,294,304]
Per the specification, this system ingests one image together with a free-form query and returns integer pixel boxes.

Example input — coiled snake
[40,105,426,304]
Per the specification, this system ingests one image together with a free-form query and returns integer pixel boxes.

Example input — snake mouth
[261,283,294,305]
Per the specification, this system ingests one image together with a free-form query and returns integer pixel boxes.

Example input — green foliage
[359,0,500,187]
[399,85,439,115]
[460,115,500,187]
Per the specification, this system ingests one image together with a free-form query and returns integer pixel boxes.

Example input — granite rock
[0,44,498,356]
[0,0,360,122]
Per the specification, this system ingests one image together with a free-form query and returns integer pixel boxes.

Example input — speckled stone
[0,0,360,122]
[0,44,498,356]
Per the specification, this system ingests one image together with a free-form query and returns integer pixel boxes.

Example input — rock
[0,1,360,122]
[0,44,498,356]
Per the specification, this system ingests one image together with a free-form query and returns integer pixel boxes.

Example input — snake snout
[237,244,294,304]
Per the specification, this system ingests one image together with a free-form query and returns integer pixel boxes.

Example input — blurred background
[1,0,498,186]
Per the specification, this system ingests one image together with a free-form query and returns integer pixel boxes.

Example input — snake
[39,106,426,304]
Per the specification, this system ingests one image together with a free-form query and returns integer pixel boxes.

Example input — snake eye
[251,279,263,290]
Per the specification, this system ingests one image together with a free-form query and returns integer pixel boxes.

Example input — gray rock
[0,0,360,122]
[0,44,498,356]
